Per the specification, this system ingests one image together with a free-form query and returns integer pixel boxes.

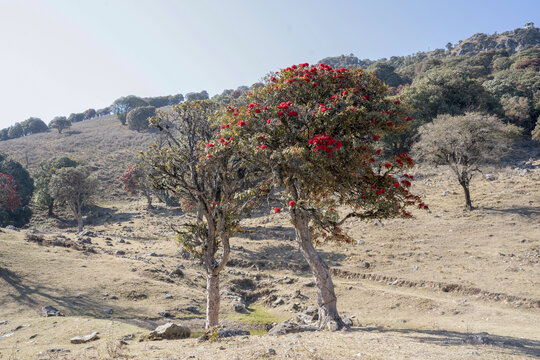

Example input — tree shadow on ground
[355,326,540,358]
[481,206,540,219]
[0,266,139,319]
[229,227,347,274]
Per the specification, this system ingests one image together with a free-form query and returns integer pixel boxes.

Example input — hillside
[0,114,158,201]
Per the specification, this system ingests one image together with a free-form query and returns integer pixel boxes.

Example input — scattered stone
[296,313,316,324]
[169,267,184,278]
[104,308,113,315]
[159,311,173,318]
[105,241,113,246]
[164,293,173,299]
[78,230,95,237]
[11,325,23,332]
[5,225,19,231]
[277,276,294,284]
[29,333,37,339]
[145,252,161,257]
[293,290,308,300]
[484,174,496,181]
[412,265,419,271]
[0,320,7,325]
[79,237,92,244]
[186,306,199,314]
[41,306,63,317]
[38,348,70,355]
[70,331,99,344]
[356,240,365,245]
[360,261,370,269]
[303,281,316,287]
[273,297,284,306]
[305,306,318,316]
[266,348,276,356]
[83,345,95,350]
[115,250,126,256]
[148,322,190,340]
[342,315,353,327]
[0,332,14,339]
[117,239,126,244]
[233,303,246,312]
[442,190,450,196]
[216,328,250,338]
[464,334,494,345]
[267,320,317,336]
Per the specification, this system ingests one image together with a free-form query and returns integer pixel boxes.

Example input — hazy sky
[0,0,538,128]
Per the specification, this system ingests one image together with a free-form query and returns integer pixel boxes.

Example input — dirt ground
[0,164,539,359]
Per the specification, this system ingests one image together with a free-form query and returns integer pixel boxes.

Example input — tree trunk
[205,273,220,329]
[293,210,345,331]
[144,190,154,210]
[460,181,473,210]
[47,201,54,217]
[76,202,83,232]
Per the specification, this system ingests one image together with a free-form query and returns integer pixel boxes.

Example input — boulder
[267,320,317,336]
[41,306,63,317]
[70,331,99,344]
[148,322,190,340]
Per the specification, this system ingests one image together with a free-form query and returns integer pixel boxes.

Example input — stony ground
[0,162,539,359]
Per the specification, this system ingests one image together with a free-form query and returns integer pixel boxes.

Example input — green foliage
[367,62,404,87]
[48,116,71,133]
[49,166,98,231]
[68,113,85,123]
[84,108,96,120]
[7,123,23,139]
[185,90,209,101]
[126,106,156,132]
[21,117,48,135]
[111,95,148,125]
[532,118,540,141]
[33,156,80,216]
[0,153,34,227]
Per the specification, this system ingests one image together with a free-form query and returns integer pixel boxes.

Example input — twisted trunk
[205,273,220,328]
[293,210,345,331]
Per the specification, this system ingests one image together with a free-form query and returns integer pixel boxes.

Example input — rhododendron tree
[210,63,424,330]
[142,100,265,329]
[120,163,154,209]
[0,174,22,209]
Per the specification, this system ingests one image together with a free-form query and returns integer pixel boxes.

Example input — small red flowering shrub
[0,174,22,209]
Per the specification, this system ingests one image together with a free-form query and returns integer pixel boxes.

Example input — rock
[273,297,284,306]
[159,311,172,318]
[266,348,276,356]
[296,313,316,324]
[303,281,316,287]
[502,339,523,347]
[0,320,7,325]
[148,322,190,340]
[78,230,95,237]
[0,332,14,339]
[442,190,450,196]
[216,328,250,338]
[464,334,494,345]
[5,225,18,231]
[484,174,496,181]
[186,305,199,314]
[29,333,37,339]
[518,168,530,176]
[38,348,71,355]
[164,293,173,299]
[145,252,161,257]
[342,315,353,327]
[105,241,113,246]
[293,290,308,300]
[169,267,184,278]
[79,237,92,244]
[360,261,370,269]
[305,306,318,316]
[70,331,99,344]
[356,240,365,245]
[233,303,246,312]
[115,250,125,256]
[277,276,294,284]
[412,265,419,271]
[117,239,126,244]
[104,308,113,315]
[41,306,64,317]
[267,320,317,336]
[11,325,23,331]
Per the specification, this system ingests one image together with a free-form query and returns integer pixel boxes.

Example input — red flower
[393,182,399,188]
[376,149,382,155]
[254,109,261,113]
[385,163,391,168]
[274,207,280,213]
[237,121,246,127]
[406,117,413,121]
[206,154,213,158]
[278,111,284,116]
[267,118,272,124]
[373,136,379,141]
[394,100,400,105]
[205,143,215,148]
[289,200,296,207]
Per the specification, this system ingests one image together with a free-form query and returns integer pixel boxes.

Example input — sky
[0,0,538,128]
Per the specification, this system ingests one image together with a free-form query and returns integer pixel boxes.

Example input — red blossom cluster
[0,173,22,209]
[308,134,342,157]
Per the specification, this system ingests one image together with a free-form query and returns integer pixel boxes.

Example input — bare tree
[413,112,521,210]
